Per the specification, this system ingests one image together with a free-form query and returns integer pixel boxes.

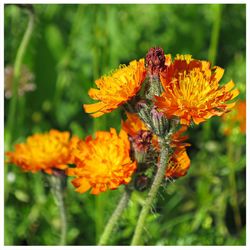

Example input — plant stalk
[5,6,35,203]
[6,8,35,146]
[227,141,242,231]
[131,138,168,245]
[49,171,67,245]
[208,4,222,65]
[98,189,131,245]
[57,186,67,245]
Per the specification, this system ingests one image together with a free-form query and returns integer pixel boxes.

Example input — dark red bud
[135,174,150,191]
[133,130,153,152]
[145,47,166,76]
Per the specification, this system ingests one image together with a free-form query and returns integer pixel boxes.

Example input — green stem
[98,189,131,245]
[5,7,35,203]
[58,189,67,245]
[49,172,67,245]
[208,4,222,65]
[6,8,35,146]
[131,138,168,245]
[95,195,104,243]
[227,141,242,231]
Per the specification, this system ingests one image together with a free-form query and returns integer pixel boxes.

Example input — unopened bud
[151,107,169,136]
[144,47,166,100]
[136,101,152,128]
[145,47,166,76]
[134,174,150,192]
[133,130,153,152]
[137,102,169,137]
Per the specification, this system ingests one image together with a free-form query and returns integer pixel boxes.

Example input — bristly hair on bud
[145,47,166,76]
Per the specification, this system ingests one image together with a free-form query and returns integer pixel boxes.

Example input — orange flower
[166,125,191,178]
[122,112,158,150]
[122,112,148,137]
[155,54,239,125]
[122,112,190,150]
[170,126,191,149]
[84,59,146,117]
[166,149,190,179]
[122,111,191,179]
[6,130,73,174]
[68,128,136,195]
[223,100,246,135]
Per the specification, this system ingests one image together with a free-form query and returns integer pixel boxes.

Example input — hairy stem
[98,189,131,245]
[57,186,67,245]
[49,172,67,245]
[131,138,168,245]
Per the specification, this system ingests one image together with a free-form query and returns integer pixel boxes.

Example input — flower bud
[150,107,169,137]
[134,174,150,192]
[144,47,166,100]
[137,102,169,138]
[144,77,164,100]
[132,130,153,152]
[145,47,166,76]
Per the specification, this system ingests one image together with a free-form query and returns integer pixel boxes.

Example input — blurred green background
[4,4,246,245]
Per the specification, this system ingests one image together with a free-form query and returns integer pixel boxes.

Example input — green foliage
[4,4,246,245]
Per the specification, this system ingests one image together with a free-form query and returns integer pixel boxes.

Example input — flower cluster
[122,112,191,180]
[7,47,239,196]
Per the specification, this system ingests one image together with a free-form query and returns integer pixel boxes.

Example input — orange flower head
[166,126,191,178]
[166,149,191,179]
[84,59,146,117]
[6,130,73,174]
[122,112,190,151]
[155,54,239,125]
[68,128,136,195]
[170,126,191,149]
[223,100,246,135]
[122,112,159,151]
[122,112,148,137]
[122,112,191,179]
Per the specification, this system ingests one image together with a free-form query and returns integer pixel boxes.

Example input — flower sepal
[137,101,169,138]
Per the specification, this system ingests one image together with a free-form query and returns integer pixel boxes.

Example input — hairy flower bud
[133,130,153,152]
[151,107,169,137]
[137,101,169,138]
[144,47,166,100]
[134,174,150,192]
[145,47,166,76]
